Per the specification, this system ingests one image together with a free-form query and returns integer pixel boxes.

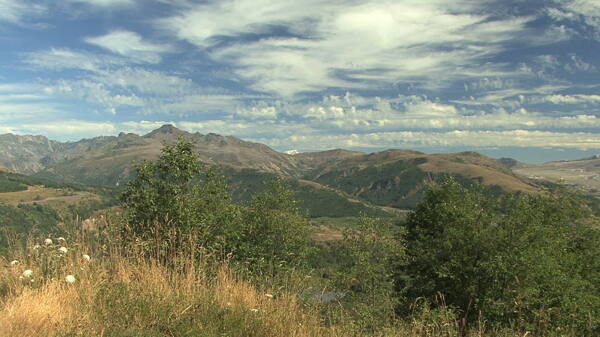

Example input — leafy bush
[233,179,313,276]
[397,178,600,335]
[120,138,312,276]
[0,204,62,253]
[324,215,405,331]
[119,137,238,259]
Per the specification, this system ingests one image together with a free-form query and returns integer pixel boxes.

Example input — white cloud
[19,120,118,138]
[0,102,64,122]
[253,130,600,151]
[562,0,600,17]
[531,94,600,105]
[23,48,127,72]
[0,0,45,24]
[91,67,196,95]
[552,0,600,40]
[231,94,600,137]
[33,66,246,116]
[66,0,136,8]
[161,0,533,97]
[85,30,174,64]
[153,94,244,115]
[42,79,145,115]
[0,82,67,122]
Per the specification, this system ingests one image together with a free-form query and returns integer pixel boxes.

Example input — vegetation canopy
[119,138,312,274]
[398,178,600,335]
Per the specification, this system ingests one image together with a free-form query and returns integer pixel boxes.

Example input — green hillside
[0,171,118,251]
[225,167,390,217]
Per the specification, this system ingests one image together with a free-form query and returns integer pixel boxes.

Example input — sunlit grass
[0,223,523,337]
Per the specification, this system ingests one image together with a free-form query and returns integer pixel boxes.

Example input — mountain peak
[155,124,179,134]
[144,124,186,138]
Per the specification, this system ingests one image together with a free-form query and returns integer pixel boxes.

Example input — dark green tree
[397,178,600,335]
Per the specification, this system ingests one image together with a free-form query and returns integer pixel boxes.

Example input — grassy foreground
[0,230,509,337]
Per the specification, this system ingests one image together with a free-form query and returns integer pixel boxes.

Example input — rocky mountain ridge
[1,125,540,212]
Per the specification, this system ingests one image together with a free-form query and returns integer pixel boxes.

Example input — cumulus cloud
[85,30,174,64]
[531,94,600,105]
[252,130,600,151]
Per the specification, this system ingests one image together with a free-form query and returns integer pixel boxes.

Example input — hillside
[0,125,540,214]
[514,155,600,195]
[305,150,538,209]
[27,125,301,186]
[0,170,116,246]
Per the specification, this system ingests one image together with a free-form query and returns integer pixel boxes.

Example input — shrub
[119,137,239,260]
[233,179,313,277]
[120,139,312,276]
[397,178,600,335]
[327,215,405,331]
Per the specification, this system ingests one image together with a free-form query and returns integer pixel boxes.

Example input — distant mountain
[513,155,600,195]
[0,134,64,174]
[3,125,299,186]
[0,125,540,214]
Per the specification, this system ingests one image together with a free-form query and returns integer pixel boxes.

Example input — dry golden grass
[0,231,515,337]
[0,282,82,337]
[0,245,343,337]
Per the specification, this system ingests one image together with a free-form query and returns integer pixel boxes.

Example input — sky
[1,0,600,163]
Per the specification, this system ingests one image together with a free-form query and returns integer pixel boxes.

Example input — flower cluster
[6,236,91,286]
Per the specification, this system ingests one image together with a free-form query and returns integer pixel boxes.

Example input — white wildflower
[57,237,66,243]
[22,269,33,278]
[58,246,68,254]
[44,238,53,245]
[250,308,259,313]
[33,244,41,250]
[82,254,91,262]
[10,260,19,266]
[265,293,274,299]
[65,275,76,284]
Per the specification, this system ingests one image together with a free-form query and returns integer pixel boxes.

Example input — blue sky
[1,0,600,162]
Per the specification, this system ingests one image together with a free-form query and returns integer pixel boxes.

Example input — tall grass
[0,220,524,337]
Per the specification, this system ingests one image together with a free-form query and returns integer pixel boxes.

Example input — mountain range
[0,125,545,216]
